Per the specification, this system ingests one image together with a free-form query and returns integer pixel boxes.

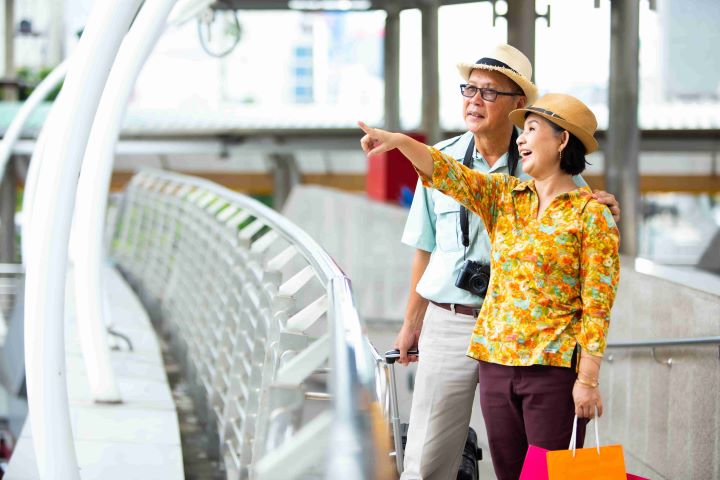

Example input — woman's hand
[358,121,404,157]
[358,121,436,177]
[572,381,603,418]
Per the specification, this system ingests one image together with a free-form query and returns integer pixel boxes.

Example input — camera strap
[459,129,519,257]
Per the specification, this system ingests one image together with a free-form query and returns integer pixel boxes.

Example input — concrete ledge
[633,257,720,297]
[6,265,183,479]
[604,257,720,480]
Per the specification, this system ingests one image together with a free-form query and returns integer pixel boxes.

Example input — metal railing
[607,336,720,366]
[112,168,388,479]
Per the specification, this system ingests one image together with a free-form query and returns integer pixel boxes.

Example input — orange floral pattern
[420,147,620,367]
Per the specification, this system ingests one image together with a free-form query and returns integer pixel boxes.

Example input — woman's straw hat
[509,93,599,154]
[456,44,538,104]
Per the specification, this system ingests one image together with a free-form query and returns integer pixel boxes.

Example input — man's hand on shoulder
[394,324,420,366]
[592,190,620,223]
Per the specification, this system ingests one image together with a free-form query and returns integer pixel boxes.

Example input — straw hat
[457,44,538,104]
[509,93,599,154]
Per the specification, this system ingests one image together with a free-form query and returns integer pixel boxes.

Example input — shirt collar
[512,181,593,198]
[471,150,510,174]
[512,180,535,193]
[486,152,510,173]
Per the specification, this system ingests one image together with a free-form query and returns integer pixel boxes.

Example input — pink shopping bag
[519,430,650,480]
[519,445,550,480]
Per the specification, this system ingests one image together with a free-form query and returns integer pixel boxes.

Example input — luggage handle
[384,348,419,364]
[383,347,418,474]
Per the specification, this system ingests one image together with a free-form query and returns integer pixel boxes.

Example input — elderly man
[395,44,620,479]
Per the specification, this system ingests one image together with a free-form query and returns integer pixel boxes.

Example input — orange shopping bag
[546,414,626,480]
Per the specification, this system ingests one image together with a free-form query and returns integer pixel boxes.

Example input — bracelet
[575,377,599,388]
[577,371,599,383]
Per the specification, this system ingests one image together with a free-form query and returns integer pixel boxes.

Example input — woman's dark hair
[527,113,590,176]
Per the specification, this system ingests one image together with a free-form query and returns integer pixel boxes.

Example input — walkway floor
[6,265,183,479]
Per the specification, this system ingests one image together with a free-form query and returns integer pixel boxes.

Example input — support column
[505,0,536,77]
[46,0,65,66]
[383,6,400,131]
[606,0,640,256]
[0,156,15,262]
[420,0,440,145]
[3,0,17,101]
[270,153,300,211]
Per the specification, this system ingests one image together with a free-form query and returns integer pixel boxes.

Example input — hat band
[527,106,564,120]
[474,57,518,74]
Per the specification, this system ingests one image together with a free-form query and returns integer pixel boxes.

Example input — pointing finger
[357,120,374,134]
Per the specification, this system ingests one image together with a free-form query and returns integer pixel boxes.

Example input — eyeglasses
[460,84,523,102]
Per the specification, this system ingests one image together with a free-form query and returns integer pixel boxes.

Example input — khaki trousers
[401,302,479,480]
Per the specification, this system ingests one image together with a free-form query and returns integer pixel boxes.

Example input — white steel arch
[71,0,180,404]
[23,0,143,477]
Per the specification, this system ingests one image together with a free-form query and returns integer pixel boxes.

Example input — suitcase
[384,349,483,479]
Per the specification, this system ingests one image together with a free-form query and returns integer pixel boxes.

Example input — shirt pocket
[433,194,462,252]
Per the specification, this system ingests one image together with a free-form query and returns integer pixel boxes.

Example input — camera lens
[469,272,489,296]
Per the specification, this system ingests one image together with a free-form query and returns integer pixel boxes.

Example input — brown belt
[430,301,481,317]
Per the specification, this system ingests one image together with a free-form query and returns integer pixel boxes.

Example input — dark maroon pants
[478,360,587,480]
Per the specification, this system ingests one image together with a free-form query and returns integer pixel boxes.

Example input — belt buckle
[450,303,456,315]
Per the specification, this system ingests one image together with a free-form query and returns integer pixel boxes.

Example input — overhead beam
[9,129,720,157]
[214,0,494,10]
[107,171,720,196]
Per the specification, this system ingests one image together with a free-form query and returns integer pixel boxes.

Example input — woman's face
[516,113,567,179]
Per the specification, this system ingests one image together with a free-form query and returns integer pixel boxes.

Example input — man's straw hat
[509,93,599,154]
[457,44,538,104]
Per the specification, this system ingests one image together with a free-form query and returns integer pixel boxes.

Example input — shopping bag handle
[568,407,600,457]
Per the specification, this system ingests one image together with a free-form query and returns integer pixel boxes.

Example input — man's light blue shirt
[401,131,587,306]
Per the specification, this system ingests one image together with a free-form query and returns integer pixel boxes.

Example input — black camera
[455,260,491,297]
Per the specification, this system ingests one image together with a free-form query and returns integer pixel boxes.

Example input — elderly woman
[359,93,620,480]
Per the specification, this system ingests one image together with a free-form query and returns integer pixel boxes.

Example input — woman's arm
[359,121,434,177]
[577,203,620,356]
[573,202,621,418]
[359,122,513,235]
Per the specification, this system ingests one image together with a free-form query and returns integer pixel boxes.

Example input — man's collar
[486,152,510,173]
[466,148,509,173]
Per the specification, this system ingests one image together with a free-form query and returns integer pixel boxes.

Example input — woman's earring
[559,150,563,162]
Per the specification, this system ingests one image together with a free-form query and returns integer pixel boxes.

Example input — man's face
[462,69,526,136]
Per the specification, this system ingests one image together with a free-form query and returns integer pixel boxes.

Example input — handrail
[606,336,720,366]
[115,168,381,478]
[326,276,376,479]
[607,336,720,349]
[137,168,345,283]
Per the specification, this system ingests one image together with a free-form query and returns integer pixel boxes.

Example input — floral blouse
[420,147,620,368]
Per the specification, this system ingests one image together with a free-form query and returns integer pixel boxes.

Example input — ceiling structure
[213,0,487,11]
